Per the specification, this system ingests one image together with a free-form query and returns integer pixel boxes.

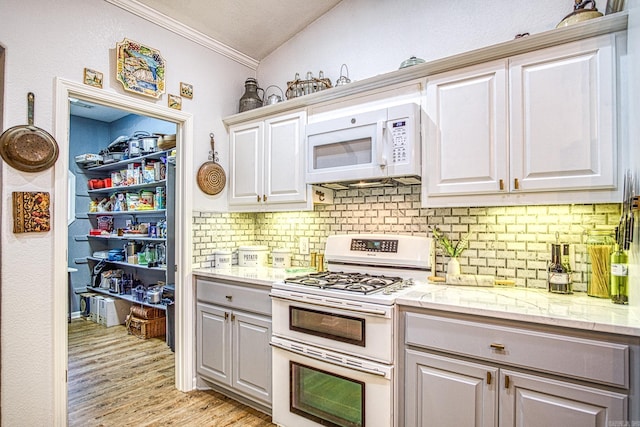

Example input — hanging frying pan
[197,133,226,195]
[0,92,59,172]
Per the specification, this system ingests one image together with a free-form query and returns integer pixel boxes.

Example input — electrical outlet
[299,237,309,255]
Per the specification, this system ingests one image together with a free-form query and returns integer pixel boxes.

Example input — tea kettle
[239,77,264,112]
[264,85,284,105]
[557,0,603,28]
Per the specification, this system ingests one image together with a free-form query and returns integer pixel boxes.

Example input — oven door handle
[270,294,389,317]
[270,341,388,378]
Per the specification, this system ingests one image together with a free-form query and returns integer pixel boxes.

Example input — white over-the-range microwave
[305,103,421,189]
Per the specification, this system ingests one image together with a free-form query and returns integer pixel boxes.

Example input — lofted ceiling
[133,0,343,61]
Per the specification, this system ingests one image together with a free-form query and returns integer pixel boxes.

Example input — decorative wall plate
[116,38,165,98]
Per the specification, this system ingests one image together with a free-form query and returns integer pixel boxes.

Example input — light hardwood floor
[68,318,276,427]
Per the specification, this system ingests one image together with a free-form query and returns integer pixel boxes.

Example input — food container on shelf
[214,250,232,268]
[87,178,104,190]
[238,245,268,267]
[272,248,291,268]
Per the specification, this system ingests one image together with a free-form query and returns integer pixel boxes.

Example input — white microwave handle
[376,120,386,169]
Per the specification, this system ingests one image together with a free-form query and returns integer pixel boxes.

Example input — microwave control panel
[390,120,408,163]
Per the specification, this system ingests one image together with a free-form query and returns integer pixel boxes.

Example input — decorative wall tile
[193,185,620,292]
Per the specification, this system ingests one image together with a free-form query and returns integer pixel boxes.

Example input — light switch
[299,237,309,255]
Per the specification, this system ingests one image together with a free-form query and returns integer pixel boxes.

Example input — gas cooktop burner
[285,271,405,294]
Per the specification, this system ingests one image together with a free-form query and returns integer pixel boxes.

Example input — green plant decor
[430,226,470,258]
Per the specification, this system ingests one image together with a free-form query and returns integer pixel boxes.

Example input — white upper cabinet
[423,33,621,207]
[509,35,615,192]
[228,110,310,211]
[425,60,508,196]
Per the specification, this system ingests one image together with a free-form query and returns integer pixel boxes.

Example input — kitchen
[1,0,640,426]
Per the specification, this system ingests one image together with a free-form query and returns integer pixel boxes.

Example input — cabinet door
[229,121,264,205]
[263,111,307,204]
[232,311,272,405]
[499,369,627,427]
[196,302,232,386]
[425,60,508,196]
[405,349,498,427]
[509,34,616,193]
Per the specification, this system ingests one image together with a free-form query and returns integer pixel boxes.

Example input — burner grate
[285,271,404,294]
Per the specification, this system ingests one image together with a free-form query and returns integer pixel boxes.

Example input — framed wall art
[115,38,166,98]
[83,68,103,88]
[168,94,182,110]
[12,191,51,233]
[180,82,193,99]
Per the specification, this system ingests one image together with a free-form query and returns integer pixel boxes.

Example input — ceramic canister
[271,248,291,268]
[238,245,268,267]
[214,249,232,268]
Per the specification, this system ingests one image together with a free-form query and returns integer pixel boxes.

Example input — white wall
[0,0,250,424]
[257,0,570,91]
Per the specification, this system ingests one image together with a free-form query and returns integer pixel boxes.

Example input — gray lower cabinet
[402,309,635,427]
[196,277,272,409]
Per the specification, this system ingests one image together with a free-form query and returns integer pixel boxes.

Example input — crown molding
[105,0,259,70]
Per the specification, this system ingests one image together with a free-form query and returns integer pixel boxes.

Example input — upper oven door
[271,290,395,363]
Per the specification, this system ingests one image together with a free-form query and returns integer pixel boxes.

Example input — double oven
[270,234,432,427]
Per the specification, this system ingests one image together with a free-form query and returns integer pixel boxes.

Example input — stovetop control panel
[350,238,398,253]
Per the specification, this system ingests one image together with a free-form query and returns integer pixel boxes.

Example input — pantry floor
[68,318,275,426]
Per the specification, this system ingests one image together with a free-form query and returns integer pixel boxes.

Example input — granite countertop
[192,267,640,338]
[397,283,640,338]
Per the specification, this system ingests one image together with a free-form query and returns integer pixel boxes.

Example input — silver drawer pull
[490,343,505,351]
[225,295,233,301]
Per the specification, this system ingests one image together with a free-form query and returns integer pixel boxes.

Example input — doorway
[53,78,195,424]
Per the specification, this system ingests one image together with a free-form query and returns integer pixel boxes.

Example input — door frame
[53,78,195,424]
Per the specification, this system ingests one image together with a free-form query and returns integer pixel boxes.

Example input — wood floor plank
[68,318,275,426]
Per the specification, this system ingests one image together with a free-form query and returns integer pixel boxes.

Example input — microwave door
[306,123,386,184]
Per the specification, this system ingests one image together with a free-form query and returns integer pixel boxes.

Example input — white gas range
[270,234,432,427]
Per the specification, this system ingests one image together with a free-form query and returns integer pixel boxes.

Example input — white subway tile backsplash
[193,185,620,291]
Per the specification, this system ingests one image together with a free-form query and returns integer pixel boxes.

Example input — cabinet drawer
[196,278,271,316]
[405,312,628,388]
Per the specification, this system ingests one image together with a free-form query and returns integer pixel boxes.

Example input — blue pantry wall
[68,100,177,345]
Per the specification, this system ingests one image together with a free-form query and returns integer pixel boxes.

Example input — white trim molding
[53,78,195,424]
[104,0,259,70]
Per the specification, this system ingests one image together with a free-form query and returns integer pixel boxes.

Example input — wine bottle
[548,244,572,294]
[610,244,629,304]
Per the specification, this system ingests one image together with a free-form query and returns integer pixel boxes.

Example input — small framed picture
[605,0,624,14]
[168,94,182,110]
[180,82,193,99]
[83,68,103,88]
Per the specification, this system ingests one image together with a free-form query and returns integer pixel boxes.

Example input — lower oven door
[271,291,394,363]
[271,336,393,427]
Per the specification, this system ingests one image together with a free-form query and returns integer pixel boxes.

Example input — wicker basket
[129,305,164,320]
[126,314,166,339]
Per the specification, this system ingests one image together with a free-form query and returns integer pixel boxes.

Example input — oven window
[291,361,365,427]
[290,306,365,346]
